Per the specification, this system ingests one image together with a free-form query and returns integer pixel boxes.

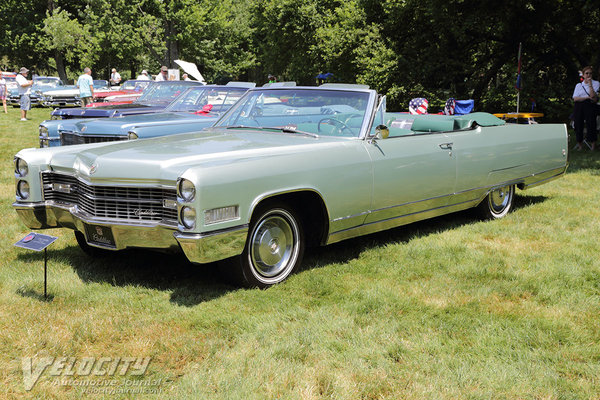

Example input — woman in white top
[572,65,599,151]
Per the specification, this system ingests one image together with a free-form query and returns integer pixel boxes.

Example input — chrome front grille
[42,172,177,225]
[60,131,127,146]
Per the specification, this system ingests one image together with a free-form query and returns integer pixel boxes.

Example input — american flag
[444,98,456,115]
[409,98,428,114]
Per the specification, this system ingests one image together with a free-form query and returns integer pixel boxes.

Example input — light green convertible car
[13,84,568,287]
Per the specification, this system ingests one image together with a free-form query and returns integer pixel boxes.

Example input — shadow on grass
[16,246,234,307]
[13,193,549,306]
[16,287,55,302]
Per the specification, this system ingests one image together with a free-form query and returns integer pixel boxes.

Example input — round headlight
[17,180,30,199]
[180,206,196,229]
[39,126,49,138]
[15,158,28,177]
[128,131,138,140]
[178,179,196,202]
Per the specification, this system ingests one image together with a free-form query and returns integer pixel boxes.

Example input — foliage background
[1,0,599,119]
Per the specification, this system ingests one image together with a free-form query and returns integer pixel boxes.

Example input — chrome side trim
[327,165,567,244]
[327,197,479,245]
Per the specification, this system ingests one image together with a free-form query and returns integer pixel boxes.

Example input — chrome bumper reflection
[13,202,248,264]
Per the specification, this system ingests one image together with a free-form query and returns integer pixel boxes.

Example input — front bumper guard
[13,202,248,264]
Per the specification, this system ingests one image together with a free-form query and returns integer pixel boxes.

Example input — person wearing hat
[182,73,191,81]
[15,67,33,121]
[155,66,168,81]
[110,68,121,86]
[136,70,150,80]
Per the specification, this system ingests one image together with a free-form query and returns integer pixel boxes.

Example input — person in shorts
[15,67,33,121]
[77,67,95,107]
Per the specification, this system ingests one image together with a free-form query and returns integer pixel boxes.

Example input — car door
[362,99,456,226]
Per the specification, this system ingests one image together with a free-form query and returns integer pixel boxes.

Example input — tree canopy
[0,0,598,120]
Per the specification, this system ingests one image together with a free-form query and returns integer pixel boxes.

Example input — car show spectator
[16,67,33,121]
[136,70,151,80]
[76,67,95,108]
[0,73,7,114]
[183,73,191,81]
[110,68,121,86]
[572,65,599,151]
[155,66,168,81]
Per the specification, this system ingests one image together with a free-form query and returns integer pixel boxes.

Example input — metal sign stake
[14,233,58,299]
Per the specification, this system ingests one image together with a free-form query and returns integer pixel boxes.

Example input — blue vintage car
[13,84,568,288]
[39,81,240,146]
[46,84,252,147]
[50,80,203,119]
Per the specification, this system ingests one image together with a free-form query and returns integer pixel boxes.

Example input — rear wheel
[477,184,515,219]
[228,204,304,288]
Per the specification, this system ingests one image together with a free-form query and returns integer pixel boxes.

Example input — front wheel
[477,184,515,219]
[229,205,304,288]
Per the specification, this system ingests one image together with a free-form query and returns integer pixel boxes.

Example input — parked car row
[13,82,569,288]
[7,77,152,108]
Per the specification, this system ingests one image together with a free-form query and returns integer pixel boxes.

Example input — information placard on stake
[14,232,58,299]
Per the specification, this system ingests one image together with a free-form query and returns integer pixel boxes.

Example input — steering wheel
[318,118,354,136]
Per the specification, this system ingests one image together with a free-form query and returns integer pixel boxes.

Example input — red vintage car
[86,79,151,107]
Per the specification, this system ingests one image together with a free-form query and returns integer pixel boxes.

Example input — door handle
[439,142,453,150]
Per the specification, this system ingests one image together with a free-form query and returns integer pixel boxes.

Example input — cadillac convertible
[13,84,568,288]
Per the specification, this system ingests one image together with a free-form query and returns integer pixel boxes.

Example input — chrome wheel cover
[249,209,300,281]
[488,185,513,215]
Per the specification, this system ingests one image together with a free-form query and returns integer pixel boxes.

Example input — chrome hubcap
[489,185,512,213]
[250,212,298,279]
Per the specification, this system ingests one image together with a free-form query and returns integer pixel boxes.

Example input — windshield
[214,89,371,137]
[94,80,110,90]
[166,87,248,113]
[122,80,150,91]
[136,82,200,105]
[33,78,62,87]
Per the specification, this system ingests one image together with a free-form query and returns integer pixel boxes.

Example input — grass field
[1,106,599,399]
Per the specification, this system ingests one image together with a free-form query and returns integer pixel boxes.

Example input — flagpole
[516,42,522,113]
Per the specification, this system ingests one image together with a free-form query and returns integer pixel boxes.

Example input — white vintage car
[41,80,113,107]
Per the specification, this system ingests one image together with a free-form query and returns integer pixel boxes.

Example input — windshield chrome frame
[212,86,378,139]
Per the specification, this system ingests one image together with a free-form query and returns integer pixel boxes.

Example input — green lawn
[1,106,599,399]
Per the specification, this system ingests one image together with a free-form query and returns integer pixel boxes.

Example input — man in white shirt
[15,67,33,121]
[136,70,151,80]
[110,68,121,86]
[155,66,168,81]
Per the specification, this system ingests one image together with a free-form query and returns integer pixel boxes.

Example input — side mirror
[375,124,389,139]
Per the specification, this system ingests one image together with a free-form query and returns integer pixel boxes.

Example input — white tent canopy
[174,60,206,83]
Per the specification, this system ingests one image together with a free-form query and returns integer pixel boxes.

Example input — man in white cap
[155,66,168,81]
[15,67,33,121]
[136,70,150,80]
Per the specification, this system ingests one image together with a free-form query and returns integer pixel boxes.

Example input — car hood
[42,86,78,95]
[53,103,165,118]
[31,129,350,183]
[64,112,216,135]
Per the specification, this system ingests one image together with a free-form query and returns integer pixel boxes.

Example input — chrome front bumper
[13,202,248,264]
